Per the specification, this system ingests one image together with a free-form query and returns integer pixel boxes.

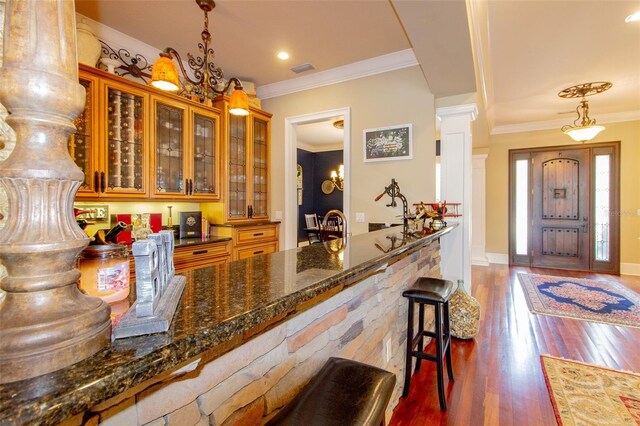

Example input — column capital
[436,103,478,121]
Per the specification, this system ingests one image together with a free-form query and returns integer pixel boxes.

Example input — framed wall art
[363,123,413,162]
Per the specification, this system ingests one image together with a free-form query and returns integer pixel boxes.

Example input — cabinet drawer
[174,241,231,272]
[234,242,278,260]
[234,224,278,246]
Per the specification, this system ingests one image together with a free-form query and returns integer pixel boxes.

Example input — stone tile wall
[69,241,441,426]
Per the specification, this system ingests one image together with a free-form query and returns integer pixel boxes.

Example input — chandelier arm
[218,77,244,94]
[162,48,200,88]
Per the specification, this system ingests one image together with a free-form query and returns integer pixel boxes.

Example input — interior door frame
[508,141,620,274]
[284,108,351,250]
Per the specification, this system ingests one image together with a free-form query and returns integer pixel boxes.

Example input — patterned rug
[541,355,640,425]
[517,274,640,328]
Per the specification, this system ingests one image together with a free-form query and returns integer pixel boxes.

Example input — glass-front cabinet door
[190,105,220,199]
[228,114,249,219]
[101,80,148,197]
[70,74,99,196]
[151,96,187,198]
[151,98,221,200]
[251,115,270,219]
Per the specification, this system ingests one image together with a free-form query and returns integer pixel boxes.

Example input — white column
[436,104,477,292]
[472,154,489,266]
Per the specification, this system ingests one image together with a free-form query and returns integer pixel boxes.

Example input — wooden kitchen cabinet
[150,95,221,200]
[212,223,279,260]
[70,66,150,198]
[69,65,224,202]
[173,240,231,272]
[214,97,272,222]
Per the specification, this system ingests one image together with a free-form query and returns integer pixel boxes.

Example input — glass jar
[78,244,130,303]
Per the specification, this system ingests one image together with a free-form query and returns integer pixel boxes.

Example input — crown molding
[297,141,344,153]
[436,103,478,120]
[257,49,418,100]
[491,110,640,135]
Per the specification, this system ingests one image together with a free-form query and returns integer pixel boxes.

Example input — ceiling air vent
[290,63,316,74]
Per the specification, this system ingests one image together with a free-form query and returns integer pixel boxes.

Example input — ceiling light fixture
[333,119,344,129]
[558,81,612,143]
[277,51,290,60]
[150,0,249,115]
[625,11,640,22]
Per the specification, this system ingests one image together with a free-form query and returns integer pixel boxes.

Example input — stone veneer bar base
[62,241,441,426]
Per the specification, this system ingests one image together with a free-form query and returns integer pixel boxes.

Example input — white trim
[471,154,489,268]
[284,108,351,250]
[436,104,478,121]
[257,49,418,100]
[486,252,509,265]
[491,110,640,135]
[620,263,640,276]
[297,141,344,153]
[472,256,490,267]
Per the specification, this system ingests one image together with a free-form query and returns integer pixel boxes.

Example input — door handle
[94,171,99,193]
[100,172,106,193]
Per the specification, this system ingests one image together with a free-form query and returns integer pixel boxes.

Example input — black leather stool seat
[402,277,454,303]
[266,357,396,426]
[402,277,455,410]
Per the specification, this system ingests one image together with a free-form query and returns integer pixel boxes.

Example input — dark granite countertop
[0,225,454,425]
[174,235,232,248]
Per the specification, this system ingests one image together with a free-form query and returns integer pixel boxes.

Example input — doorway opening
[284,108,351,250]
[509,142,620,274]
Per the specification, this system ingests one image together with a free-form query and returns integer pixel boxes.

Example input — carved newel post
[0,0,111,383]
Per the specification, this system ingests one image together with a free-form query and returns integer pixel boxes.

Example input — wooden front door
[531,148,590,269]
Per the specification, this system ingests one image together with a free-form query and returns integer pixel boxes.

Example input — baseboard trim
[472,256,490,266]
[620,263,640,276]
[486,253,509,265]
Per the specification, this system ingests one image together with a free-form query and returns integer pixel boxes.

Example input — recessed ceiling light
[277,51,290,60]
[625,11,640,22]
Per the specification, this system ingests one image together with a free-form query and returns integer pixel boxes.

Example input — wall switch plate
[274,210,283,221]
[356,212,365,223]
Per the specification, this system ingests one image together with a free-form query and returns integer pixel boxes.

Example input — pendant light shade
[150,55,180,92]
[563,125,605,142]
[229,86,250,116]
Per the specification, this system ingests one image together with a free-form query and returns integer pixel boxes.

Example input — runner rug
[517,273,640,328]
[541,355,640,425]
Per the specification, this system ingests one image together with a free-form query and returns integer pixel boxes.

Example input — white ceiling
[75,0,640,137]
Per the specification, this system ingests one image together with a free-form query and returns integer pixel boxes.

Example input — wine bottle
[104,221,128,243]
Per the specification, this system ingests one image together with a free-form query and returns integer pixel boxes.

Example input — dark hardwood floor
[389,264,640,425]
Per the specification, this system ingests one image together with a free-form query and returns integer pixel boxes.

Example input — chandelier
[150,0,249,115]
[559,82,612,142]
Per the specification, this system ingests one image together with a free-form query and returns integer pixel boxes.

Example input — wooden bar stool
[402,277,455,410]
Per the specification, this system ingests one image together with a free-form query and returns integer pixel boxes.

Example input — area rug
[517,273,640,328]
[541,355,640,425]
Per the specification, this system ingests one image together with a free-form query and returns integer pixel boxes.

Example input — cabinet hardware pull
[193,250,208,255]
[189,179,194,195]
[253,250,264,255]
[94,171,99,193]
[253,233,264,236]
[185,179,189,195]
[100,172,106,193]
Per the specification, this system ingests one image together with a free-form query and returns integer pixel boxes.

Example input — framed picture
[363,123,413,162]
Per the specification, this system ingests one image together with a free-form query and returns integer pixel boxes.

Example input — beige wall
[263,66,436,239]
[485,120,640,266]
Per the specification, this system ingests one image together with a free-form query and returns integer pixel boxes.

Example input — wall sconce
[559,82,611,142]
[150,0,249,116]
[330,164,344,191]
